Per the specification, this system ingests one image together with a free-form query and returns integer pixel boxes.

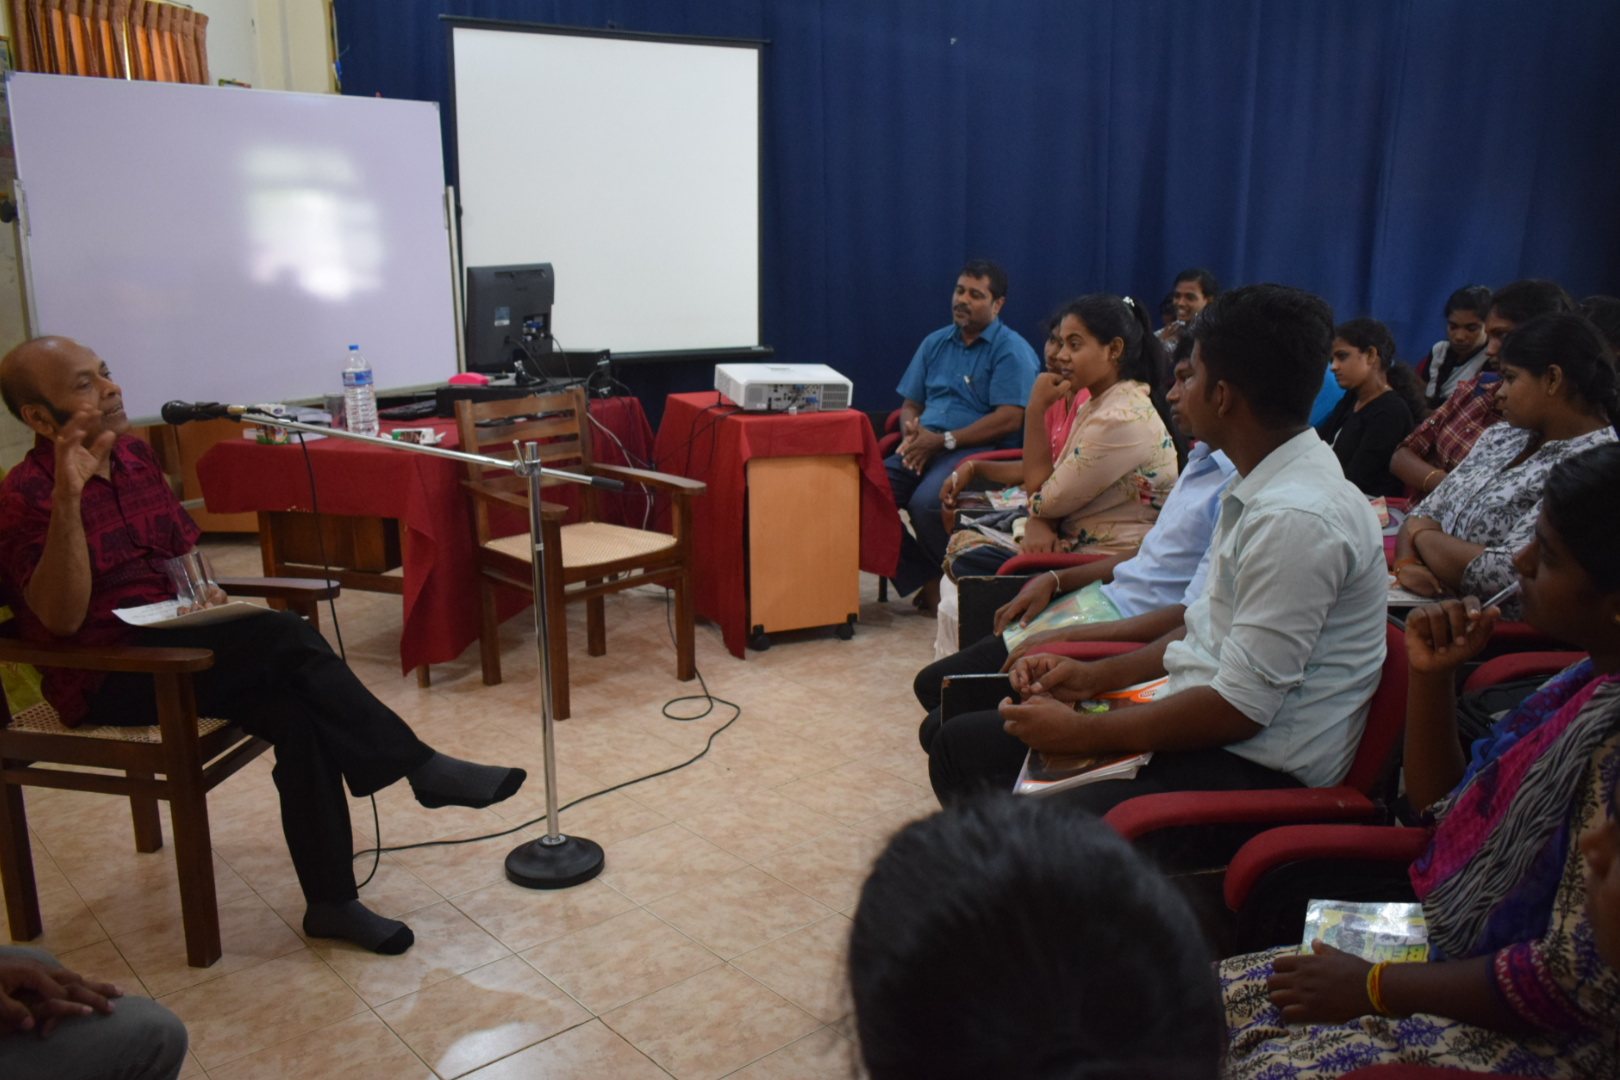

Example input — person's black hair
[1498,312,1620,429]
[1541,442,1620,594]
[1190,283,1334,429]
[1488,279,1576,326]
[1160,292,1178,321]
[849,796,1225,1080]
[1174,268,1220,300]
[1056,293,1188,466]
[1335,317,1428,421]
[1443,285,1494,320]
[959,259,1009,301]
[1580,295,1620,353]
[1171,326,1197,364]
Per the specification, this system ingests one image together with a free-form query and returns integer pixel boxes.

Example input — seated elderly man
[0,337,526,955]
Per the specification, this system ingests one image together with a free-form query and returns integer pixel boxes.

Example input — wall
[0,1,336,469]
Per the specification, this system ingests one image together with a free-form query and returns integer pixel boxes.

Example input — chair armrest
[0,638,213,674]
[997,552,1112,576]
[1103,786,1380,842]
[1463,651,1585,694]
[1223,824,1431,912]
[216,577,340,602]
[463,481,567,521]
[590,463,707,495]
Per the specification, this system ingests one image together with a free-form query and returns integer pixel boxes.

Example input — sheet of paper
[114,599,269,629]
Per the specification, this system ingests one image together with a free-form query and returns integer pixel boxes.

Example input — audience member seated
[1315,317,1425,498]
[0,337,526,956]
[1417,284,1494,409]
[925,285,1387,843]
[1221,444,1620,1079]
[1392,279,1576,497]
[1156,266,1220,349]
[847,795,1225,1080]
[1392,312,1617,617]
[1,946,188,1080]
[942,294,1181,580]
[916,334,1235,744]
[885,259,1040,611]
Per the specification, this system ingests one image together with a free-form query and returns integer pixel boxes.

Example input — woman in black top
[1316,318,1427,497]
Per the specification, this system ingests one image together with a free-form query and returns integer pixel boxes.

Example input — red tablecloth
[652,392,900,658]
[197,396,655,674]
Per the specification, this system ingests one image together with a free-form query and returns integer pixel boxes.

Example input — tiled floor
[5,534,940,1078]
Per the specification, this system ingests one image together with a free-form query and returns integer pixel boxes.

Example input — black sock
[407,751,526,810]
[303,900,414,955]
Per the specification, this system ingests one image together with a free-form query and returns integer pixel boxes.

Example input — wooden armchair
[0,577,337,968]
[455,389,705,719]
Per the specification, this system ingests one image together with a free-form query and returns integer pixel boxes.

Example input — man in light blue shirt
[927,285,1387,843]
[886,260,1040,602]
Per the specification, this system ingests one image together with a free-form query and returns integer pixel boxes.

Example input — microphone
[161,401,248,425]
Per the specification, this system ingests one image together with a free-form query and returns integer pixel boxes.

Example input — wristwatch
[942,430,957,451]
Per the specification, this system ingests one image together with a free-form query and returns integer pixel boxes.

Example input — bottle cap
[349,344,359,350]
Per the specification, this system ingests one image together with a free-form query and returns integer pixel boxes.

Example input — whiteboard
[9,73,459,423]
[451,25,760,354]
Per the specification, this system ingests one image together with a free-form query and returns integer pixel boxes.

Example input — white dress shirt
[1163,429,1388,787]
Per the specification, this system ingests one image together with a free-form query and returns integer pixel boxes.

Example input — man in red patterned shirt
[0,337,526,956]
[1390,280,1575,496]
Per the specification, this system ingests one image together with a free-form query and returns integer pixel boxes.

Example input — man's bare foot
[914,577,941,618]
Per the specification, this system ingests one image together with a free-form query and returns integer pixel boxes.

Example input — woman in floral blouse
[1221,444,1620,1079]
[1392,312,1617,619]
[943,293,1181,578]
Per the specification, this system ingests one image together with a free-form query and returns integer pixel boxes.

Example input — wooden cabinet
[745,454,861,645]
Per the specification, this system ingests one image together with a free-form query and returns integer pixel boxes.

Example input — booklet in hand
[1301,899,1428,963]
[1012,677,1167,797]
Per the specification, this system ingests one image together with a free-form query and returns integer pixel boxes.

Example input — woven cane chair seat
[486,521,678,570]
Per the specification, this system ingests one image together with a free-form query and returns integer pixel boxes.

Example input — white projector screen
[450,23,761,355]
[9,73,460,424]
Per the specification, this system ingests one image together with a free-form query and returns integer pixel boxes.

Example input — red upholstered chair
[1219,649,1583,952]
[997,551,1113,576]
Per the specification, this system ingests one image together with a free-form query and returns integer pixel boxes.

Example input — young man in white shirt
[927,284,1388,825]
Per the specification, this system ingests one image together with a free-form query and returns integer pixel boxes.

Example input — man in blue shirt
[887,260,1040,605]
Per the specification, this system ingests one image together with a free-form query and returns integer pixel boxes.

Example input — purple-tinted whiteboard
[9,73,458,422]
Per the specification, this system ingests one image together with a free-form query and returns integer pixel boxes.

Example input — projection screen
[449,22,762,356]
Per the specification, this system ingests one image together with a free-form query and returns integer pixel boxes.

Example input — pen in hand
[1471,581,1521,618]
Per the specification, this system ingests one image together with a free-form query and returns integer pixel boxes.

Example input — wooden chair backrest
[454,388,597,544]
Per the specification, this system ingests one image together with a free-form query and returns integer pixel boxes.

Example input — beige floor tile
[386,830,528,899]
[207,1011,435,1080]
[855,738,932,789]
[161,948,367,1071]
[5,877,109,955]
[522,907,720,1014]
[376,954,590,1079]
[754,830,887,912]
[57,937,151,999]
[732,915,853,1024]
[678,791,845,864]
[114,892,306,996]
[213,834,302,895]
[620,759,772,821]
[647,868,834,959]
[57,844,257,940]
[460,1018,672,1080]
[847,796,938,844]
[452,875,635,953]
[602,965,820,1080]
[722,1027,859,1080]
[773,762,928,826]
[598,823,746,905]
[178,1050,207,1079]
[533,789,670,847]
[309,900,511,1007]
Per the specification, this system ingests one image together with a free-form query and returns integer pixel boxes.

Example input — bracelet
[1365,961,1401,1017]
[1391,557,1424,574]
[1047,570,1062,592]
[1421,469,1441,492]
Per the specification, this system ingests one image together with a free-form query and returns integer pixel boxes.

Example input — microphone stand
[240,411,612,889]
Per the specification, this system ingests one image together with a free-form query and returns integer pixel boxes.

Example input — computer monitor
[463,263,554,375]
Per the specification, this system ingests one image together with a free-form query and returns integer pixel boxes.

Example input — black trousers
[84,610,433,905]
[913,632,1010,752]
[926,707,1302,869]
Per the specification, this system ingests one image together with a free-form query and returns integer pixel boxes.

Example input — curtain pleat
[11,0,202,83]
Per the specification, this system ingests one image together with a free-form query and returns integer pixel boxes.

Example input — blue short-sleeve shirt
[895,319,1040,444]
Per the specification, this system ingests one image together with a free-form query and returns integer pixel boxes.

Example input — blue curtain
[333,0,1620,415]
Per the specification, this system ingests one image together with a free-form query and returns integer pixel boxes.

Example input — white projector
[714,363,853,413]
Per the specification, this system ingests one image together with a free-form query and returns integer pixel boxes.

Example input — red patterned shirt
[1398,373,1504,475]
[0,435,200,724]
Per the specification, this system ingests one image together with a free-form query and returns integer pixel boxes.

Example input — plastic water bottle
[342,344,379,437]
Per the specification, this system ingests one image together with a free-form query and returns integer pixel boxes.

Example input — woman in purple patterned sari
[1221,442,1620,1078]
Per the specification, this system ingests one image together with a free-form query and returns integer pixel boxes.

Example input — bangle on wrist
[1047,570,1062,593]
[1391,557,1424,573]
[1365,961,1404,1017]
[1421,469,1441,492]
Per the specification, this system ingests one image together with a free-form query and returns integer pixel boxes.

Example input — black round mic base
[504,835,605,890]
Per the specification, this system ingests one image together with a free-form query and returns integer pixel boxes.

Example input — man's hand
[899,418,946,473]
[0,956,121,1037]
[50,409,117,501]
[1406,597,1497,675]
[1000,695,1095,752]
[177,582,229,616]
[1021,515,1059,554]
[938,462,974,532]
[1000,628,1076,672]
[1008,654,1105,703]
[1395,562,1446,598]
[1028,372,1072,412]
[1267,941,1375,1025]
[992,573,1059,635]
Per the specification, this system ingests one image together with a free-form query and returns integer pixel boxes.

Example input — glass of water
[164,551,221,612]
